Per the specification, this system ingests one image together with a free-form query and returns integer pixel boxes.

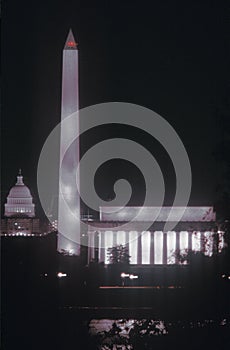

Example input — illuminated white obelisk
[57,29,81,255]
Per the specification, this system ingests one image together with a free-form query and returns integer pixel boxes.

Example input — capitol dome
[4,170,35,217]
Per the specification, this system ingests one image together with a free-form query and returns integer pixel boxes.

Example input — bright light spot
[57,272,67,278]
[66,249,75,256]
[129,274,138,279]
[121,273,129,278]
[222,274,226,278]
[220,319,227,326]
[67,41,76,48]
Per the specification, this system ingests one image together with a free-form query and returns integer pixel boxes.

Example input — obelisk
[57,29,81,255]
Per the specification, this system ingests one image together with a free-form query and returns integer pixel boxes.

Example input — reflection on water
[89,319,167,349]
[87,318,229,350]
[89,318,167,334]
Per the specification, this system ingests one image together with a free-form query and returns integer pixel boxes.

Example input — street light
[121,272,130,287]
[120,273,139,286]
[57,272,67,278]
[129,274,138,280]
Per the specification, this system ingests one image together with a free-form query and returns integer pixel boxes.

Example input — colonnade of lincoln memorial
[87,229,224,265]
[87,206,223,265]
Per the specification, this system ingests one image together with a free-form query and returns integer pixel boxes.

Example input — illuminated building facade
[87,206,225,265]
[1,171,40,236]
[57,29,81,255]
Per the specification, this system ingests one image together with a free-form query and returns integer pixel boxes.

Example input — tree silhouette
[107,245,130,265]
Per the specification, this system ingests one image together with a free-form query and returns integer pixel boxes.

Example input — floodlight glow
[121,273,129,278]
[57,272,67,278]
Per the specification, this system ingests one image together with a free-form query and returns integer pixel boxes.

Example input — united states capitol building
[1,171,40,237]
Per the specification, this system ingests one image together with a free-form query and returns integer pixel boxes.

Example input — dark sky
[1,0,229,217]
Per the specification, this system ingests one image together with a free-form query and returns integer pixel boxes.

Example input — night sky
[2,0,229,218]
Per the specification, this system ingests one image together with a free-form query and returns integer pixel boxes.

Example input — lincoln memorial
[86,206,224,265]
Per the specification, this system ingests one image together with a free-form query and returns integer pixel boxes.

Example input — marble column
[100,231,105,262]
[137,232,142,264]
[175,231,180,264]
[150,231,155,264]
[126,231,129,255]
